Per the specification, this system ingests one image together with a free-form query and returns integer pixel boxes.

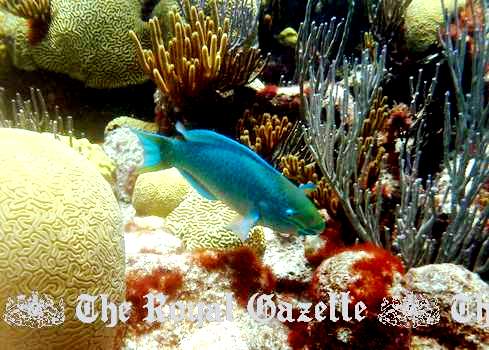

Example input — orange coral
[237,109,293,159]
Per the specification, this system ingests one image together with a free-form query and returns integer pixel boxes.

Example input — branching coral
[130,0,266,113]
[296,4,388,245]
[395,0,489,274]
[237,109,293,160]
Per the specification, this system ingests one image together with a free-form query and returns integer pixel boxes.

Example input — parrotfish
[133,122,325,240]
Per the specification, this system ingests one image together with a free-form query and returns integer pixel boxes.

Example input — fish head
[283,204,325,236]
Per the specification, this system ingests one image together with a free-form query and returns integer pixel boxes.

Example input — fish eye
[285,209,295,217]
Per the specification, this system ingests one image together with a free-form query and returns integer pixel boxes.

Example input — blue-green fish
[133,122,325,240]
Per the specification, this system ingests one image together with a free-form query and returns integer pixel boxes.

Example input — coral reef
[105,116,159,134]
[50,133,116,185]
[0,128,124,348]
[104,126,145,202]
[404,0,466,54]
[0,0,178,88]
[261,227,313,283]
[0,87,116,185]
[237,109,293,161]
[130,0,266,129]
[132,167,191,217]
[164,190,267,253]
[404,264,489,348]
[123,222,289,349]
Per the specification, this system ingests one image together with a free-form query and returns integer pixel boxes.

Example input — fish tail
[132,128,175,173]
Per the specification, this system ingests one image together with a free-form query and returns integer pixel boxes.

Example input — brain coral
[43,133,116,186]
[164,190,266,253]
[404,0,466,54]
[0,128,125,348]
[132,167,191,218]
[0,0,178,88]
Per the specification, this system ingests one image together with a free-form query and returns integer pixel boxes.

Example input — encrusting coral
[0,0,178,88]
[129,0,266,119]
[0,128,125,349]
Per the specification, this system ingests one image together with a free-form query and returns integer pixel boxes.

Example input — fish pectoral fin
[226,210,260,241]
[178,169,217,201]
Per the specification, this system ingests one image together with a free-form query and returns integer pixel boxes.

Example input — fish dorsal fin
[176,122,282,176]
[178,169,217,200]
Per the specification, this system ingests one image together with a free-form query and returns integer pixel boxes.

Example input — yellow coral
[105,116,159,134]
[132,167,191,218]
[164,190,266,254]
[130,0,265,108]
[405,0,466,53]
[0,128,124,349]
[237,110,293,160]
[43,133,116,185]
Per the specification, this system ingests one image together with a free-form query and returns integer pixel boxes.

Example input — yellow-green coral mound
[164,190,266,253]
[0,128,125,348]
[43,133,116,185]
[1,0,178,88]
[132,167,191,217]
[404,0,466,54]
[105,116,159,134]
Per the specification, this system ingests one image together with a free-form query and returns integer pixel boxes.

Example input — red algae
[194,246,276,306]
[347,243,405,314]
[125,267,184,332]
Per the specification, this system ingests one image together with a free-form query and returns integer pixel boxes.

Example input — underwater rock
[164,190,267,253]
[404,0,466,54]
[122,226,290,350]
[179,321,250,350]
[43,133,117,186]
[410,336,448,350]
[0,128,125,349]
[104,126,145,202]
[311,247,404,313]
[125,217,185,257]
[132,168,191,218]
[404,264,489,349]
[0,0,178,88]
[262,228,313,283]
